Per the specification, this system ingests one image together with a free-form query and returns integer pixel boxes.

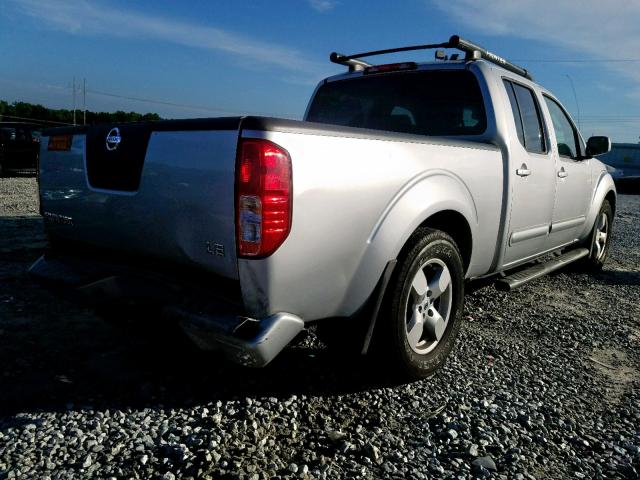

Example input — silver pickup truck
[30,36,616,378]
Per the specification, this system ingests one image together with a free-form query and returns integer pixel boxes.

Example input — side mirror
[586,136,611,157]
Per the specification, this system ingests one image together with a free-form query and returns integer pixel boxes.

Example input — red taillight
[236,139,292,257]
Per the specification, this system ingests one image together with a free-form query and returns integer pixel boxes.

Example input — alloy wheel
[405,258,453,355]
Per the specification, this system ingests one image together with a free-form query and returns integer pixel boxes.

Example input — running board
[495,248,589,291]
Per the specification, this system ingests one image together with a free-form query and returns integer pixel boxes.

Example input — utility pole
[72,76,77,126]
[83,78,87,125]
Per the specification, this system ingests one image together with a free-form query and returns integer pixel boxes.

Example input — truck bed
[40,117,243,280]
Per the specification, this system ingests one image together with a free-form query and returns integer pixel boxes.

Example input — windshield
[306,70,487,136]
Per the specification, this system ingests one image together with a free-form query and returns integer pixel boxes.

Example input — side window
[503,80,525,146]
[503,80,546,153]
[512,84,546,153]
[544,96,579,159]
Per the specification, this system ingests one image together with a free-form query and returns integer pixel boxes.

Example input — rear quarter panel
[238,129,503,321]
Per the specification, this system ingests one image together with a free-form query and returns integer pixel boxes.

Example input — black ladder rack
[330,35,533,80]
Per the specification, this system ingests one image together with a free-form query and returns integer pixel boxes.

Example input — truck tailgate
[40,118,242,280]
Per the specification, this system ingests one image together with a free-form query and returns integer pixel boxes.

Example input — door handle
[557,168,568,178]
[516,164,531,177]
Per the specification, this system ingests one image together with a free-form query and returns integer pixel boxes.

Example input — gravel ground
[0,177,638,480]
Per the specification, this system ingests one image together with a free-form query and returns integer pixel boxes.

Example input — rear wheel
[374,228,465,379]
[582,200,613,271]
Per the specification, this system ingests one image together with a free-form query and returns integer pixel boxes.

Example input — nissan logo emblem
[105,127,121,151]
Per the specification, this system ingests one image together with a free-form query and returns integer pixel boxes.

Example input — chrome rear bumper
[172,309,304,367]
[29,253,303,367]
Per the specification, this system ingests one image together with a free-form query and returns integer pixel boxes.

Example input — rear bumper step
[495,248,589,291]
[172,309,304,367]
[28,253,303,367]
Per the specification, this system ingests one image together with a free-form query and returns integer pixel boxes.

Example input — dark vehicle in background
[600,143,640,193]
[0,122,42,175]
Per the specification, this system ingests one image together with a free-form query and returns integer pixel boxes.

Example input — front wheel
[374,228,465,379]
[581,200,613,271]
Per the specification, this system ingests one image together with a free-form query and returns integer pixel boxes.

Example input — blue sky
[1,0,639,142]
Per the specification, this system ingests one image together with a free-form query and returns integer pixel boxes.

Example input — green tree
[0,99,163,125]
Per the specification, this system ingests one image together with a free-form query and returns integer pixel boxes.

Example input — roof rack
[330,35,533,80]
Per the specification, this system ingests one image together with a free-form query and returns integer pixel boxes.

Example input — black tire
[581,200,613,272]
[373,228,465,379]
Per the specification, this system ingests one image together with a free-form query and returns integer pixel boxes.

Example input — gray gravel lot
[0,177,638,479]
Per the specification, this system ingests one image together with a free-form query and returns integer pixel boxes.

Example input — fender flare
[339,169,478,316]
[579,171,616,240]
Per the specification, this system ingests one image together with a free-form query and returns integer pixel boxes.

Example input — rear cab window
[306,70,487,137]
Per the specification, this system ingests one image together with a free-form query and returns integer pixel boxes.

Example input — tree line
[0,100,162,126]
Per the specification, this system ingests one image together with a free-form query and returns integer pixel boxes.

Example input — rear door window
[503,80,546,154]
[503,80,525,146]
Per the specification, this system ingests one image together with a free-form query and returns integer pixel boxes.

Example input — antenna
[565,74,581,131]
[72,77,76,126]
[83,78,87,126]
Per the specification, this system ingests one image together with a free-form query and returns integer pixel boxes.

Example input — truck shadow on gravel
[0,315,398,417]
[0,216,47,254]
[0,217,404,417]
[594,270,640,286]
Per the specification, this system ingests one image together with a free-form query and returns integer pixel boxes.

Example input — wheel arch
[604,189,616,214]
[339,171,477,316]
[416,210,473,274]
[580,170,616,240]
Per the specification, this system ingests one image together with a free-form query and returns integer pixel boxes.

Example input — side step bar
[495,248,589,291]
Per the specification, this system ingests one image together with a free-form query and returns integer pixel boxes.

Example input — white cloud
[5,0,328,81]
[308,0,337,13]
[433,0,640,98]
